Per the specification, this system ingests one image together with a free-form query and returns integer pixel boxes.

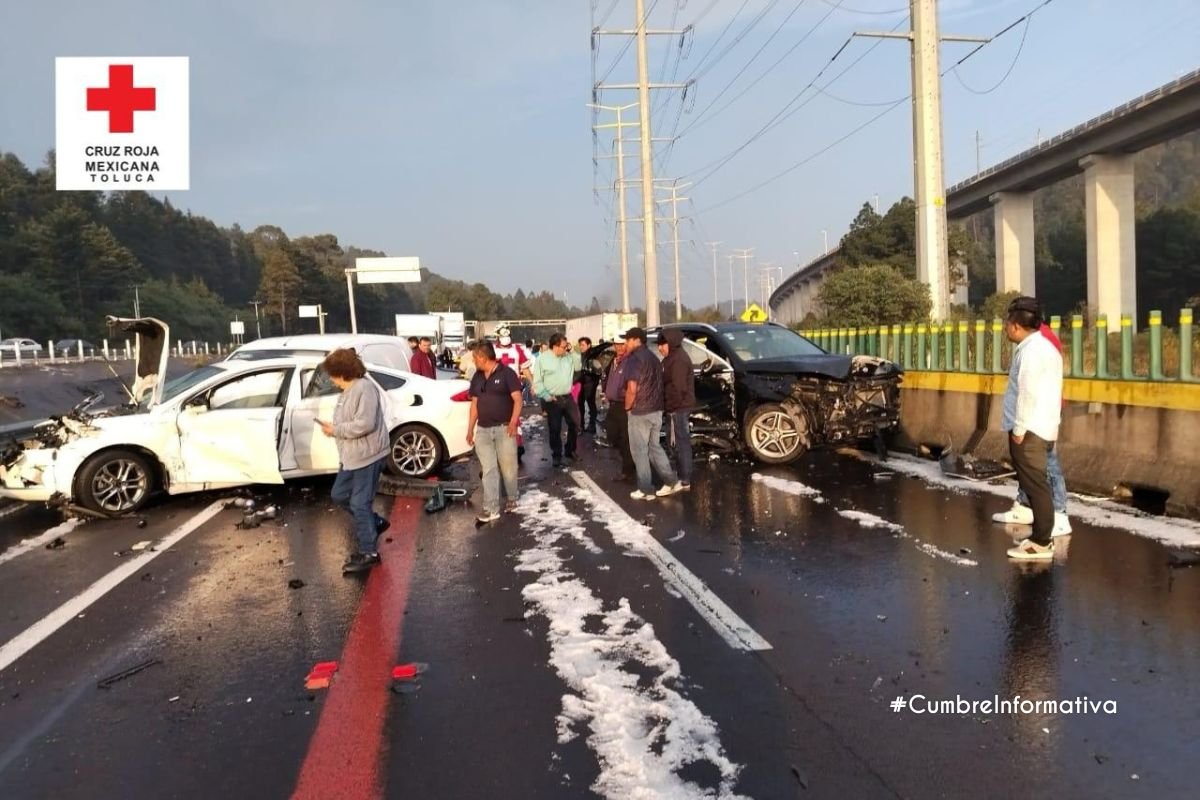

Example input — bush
[816,264,932,327]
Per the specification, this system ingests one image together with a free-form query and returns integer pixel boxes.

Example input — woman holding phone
[317,348,391,575]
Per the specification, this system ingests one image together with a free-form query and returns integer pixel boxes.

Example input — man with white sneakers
[1000,297,1064,561]
[621,327,683,501]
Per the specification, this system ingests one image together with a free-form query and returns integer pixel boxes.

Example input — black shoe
[552,456,563,468]
[376,518,391,535]
[342,552,381,574]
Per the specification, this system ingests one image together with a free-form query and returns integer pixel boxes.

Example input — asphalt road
[0,413,1198,799]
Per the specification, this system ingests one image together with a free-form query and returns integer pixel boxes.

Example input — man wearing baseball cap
[601,332,636,479]
[621,327,683,500]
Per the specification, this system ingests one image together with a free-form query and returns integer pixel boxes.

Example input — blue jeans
[627,411,678,494]
[475,424,519,514]
[331,458,387,554]
[667,409,693,484]
[1016,445,1067,513]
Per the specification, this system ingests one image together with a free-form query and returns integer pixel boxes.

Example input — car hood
[743,354,901,380]
[106,316,170,407]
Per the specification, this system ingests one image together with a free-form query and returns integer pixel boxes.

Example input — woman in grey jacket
[318,349,391,574]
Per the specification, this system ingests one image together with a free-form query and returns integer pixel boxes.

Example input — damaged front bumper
[0,446,62,502]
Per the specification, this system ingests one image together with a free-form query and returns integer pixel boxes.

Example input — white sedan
[0,318,472,515]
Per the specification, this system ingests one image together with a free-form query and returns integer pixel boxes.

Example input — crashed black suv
[586,322,902,465]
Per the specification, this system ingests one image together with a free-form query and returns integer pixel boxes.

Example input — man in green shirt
[531,333,579,467]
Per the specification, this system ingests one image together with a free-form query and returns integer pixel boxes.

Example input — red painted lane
[291,498,424,800]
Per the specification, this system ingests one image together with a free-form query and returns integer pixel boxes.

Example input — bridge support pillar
[1081,154,1138,323]
[990,191,1036,295]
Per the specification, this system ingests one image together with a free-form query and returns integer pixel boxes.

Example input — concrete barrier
[894,373,1200,517]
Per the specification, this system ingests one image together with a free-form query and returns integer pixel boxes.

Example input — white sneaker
[656,482,684,497]
[1052,512,1073,537]
[993,503,1034,525]
[1007,539,1054,560]
[630,490,656,501]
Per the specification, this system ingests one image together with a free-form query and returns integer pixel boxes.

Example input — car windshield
[718,327,825,362]
[142,364,224,408]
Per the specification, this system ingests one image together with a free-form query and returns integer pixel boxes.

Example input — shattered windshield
[718,327,825,362]
[141,365,223,409]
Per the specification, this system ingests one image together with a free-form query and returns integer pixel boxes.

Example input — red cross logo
[87,64,156,134]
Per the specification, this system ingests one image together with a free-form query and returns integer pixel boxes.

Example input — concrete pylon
[990,191,1036,295]
[1081,154,1138,323]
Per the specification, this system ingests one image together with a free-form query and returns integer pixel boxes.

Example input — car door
[174,368,290,488]
[681,338,737,434]
[286,366,343,473]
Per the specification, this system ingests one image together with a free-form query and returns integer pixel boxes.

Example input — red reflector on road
[391,663,418,680]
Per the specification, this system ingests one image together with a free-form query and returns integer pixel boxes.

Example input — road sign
[355,256,421,285]
[229,320,245,335]
[298,305,320,319]
[741,303,768,323]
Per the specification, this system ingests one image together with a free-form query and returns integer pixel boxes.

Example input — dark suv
[586,322,902,465]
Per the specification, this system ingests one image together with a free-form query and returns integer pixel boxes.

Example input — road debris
[45,537,66,550]
[131,540,153,551]
[97,658,161,689]
[288,578,305,590]
[668,530,685,542]
[305,661,339,690]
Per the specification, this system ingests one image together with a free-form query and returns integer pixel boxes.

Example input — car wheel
[388,425,444,478]
[743,403,808,465]
[76,449,155,515]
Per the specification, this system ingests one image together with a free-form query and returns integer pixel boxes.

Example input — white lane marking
[0,500,227,673]
[569,471,772,652]
[0,519,82,567]
[515,490,748,799]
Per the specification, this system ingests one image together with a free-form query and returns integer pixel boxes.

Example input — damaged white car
[0,317,472,515]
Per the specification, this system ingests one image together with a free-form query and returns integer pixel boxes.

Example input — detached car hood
[742,354,901,381]
[106,316,170,407]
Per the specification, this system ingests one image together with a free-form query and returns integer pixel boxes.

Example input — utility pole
[130,285,141,318]
[975,129,982,174]
[590,103,638,312]
[821,230,829,255]
[249,299,264,339]
[656,181,690,321]
[593,1,689,327]
[733,248,755,312]
[706,241,723,312]
[854,0,988,320]
[727,254,736,318]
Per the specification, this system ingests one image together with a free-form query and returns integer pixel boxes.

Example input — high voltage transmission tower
[594,0,690,327]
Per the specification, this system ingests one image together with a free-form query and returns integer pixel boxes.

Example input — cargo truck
[565,312,639,345]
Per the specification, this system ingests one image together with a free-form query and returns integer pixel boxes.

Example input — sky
[2,0,1198,313]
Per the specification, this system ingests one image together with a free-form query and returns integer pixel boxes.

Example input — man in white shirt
[1001,296,1063,560]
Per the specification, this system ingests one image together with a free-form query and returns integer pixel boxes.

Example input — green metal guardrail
[800,308,1199,382]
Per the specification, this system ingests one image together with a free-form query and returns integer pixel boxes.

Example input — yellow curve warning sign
[741,303,767,323]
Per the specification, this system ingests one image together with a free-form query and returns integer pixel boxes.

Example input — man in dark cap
[657,329,695,490]
[602,332,636,480]
[622,327,682,500]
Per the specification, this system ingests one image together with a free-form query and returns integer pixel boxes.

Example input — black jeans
[542,396,578,459]
[578,375,600,431]
[1009,432,1055,546]
[603,402,635,474]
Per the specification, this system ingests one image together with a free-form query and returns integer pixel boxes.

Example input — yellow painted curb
[901,371,1200,412]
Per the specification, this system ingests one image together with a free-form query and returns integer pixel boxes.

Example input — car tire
[387,425,444,478]
[75,449,155,515]
[743,403,808,465]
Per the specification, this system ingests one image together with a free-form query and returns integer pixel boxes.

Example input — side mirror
[699,359,715,374]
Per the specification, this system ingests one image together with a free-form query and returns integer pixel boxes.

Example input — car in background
[0,318,472,515]
[584,322,902,465]
[0,338,44,356]
[54,339,99,357]
[227,333,412,373]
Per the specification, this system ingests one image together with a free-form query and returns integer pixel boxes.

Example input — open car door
[173,367,290,488]
[681,338,737,435]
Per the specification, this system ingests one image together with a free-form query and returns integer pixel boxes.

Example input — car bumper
[0,449,64,502]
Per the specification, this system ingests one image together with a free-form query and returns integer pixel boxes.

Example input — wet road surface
[0,414,1198,798]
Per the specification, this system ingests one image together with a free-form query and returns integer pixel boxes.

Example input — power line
[678,0,843,136]
[679,0,816,135]
[818,0,906,14]
[594,0,663,86]
[686,14,908,187]
[950,17,1031,95]
[692,0,1061,213]
[692,0,786,82]
[681,0,754,81]
[696,98,909,213]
